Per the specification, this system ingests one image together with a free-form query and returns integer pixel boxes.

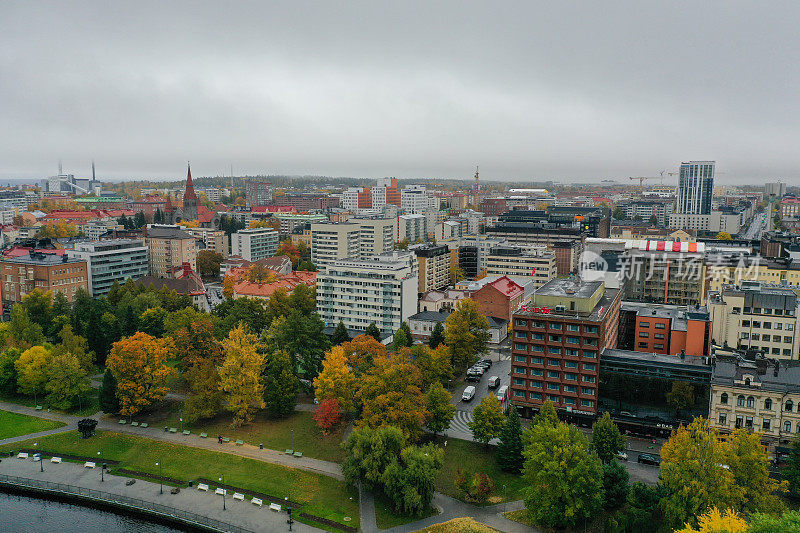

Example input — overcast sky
[2,1,798,184]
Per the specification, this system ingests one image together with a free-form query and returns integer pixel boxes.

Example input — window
[786,336,793,343]
[565,361,578,368]
[776,323,783,330]
[550,323,562,330]
[563,397,576,405]
[567,324,579,331]
[565,372,577,381]
[548,346,561,354]
[746,396,755,408]
[764,322,772,329]
[548,395,560,402]
[515,319,528,327]
[547,371,560,379]
[564,385,578,393]
[532,345,544,352]
[787,401,794,412]
[763,419,771,431]
[567,336,579,344]
[581,387,595,395]
[638,342,649,349]
[741,332,750,340]
[581,399,594,407]
[513,378,525,386]
[639,332,649,338]
[654,333,665,339]
[513,366,526,375]
[531,380,542,388]
[585,326,598,333]
[742,320,750,327]
[583,363,596,371]
[548,358,560,366]
[720,392,728,404]
[550,335,561,342]
[514,355,526,362]
[531,369,543,376]
[745,416,753,429]
[640,322,650,328]
[514,390,524,397]
[763,335,771,342]
[737,395,745,407]
[785,421,792,433]
[584,351,597,358]
[765,398,773,410]
[565,348,579,356]
[582,375,596,383]
[515,331,527,339]
[532,333,544,340]
[735,416,743,428]
[531,356,543,364]
[530,392,542,400]
[753,321,761,328]
[751,334,760,341]
[655,323,666,330]
[719,413,727,426]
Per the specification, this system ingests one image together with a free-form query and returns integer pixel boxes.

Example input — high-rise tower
[182,163,199,221]
[676,161,714,215]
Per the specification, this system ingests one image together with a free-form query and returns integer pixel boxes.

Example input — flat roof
[535,278,603,299]
[602,348,711,369]
[2,253,84,266]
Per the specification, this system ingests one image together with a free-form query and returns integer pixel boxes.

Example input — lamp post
[35,442,42,472]
[219,476,226,510]
[98,451,103,482]
[156,461,163,494]
[291,428,294,453]
[286,496,293,531]
[503,484,507,513]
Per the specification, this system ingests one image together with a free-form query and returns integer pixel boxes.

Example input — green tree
[197,250,224,279]
[614,482,665,533]
[133,211,147,228]
[52,292,70,321]
[8,306,45,349]
[0,349,20,395]
[444,299,490,372]
[425,381,455,435]
[428,321,445,349]
[496,405,524,473]
[602,460,629,510]
[667,381,695,416]
[382,444,444,515]
[262,349,298,417]
[591,412,626,464]
[726,427,786,515]
[19,289,53,335]
[522,421,604,529]
[747,510,800,533]
[783,437,800,497]
[468,395,505,446]
[15,345,53,397]
[342,425,406,490]
[139,307,168,337]
[263,312,330,379]
[54,323,93,370]
[392,324,412,350]
[44,351,91,410]
[99,369,120,414]
[411,344,452,389]
[332,321,350,345]
[532,399,559,427]
[365,323,382,342]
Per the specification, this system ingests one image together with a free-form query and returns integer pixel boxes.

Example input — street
[740,211,768,240]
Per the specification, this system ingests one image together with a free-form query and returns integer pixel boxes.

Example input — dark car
[478,358,492,368]
[466,369,483,382]
[637,453,661,466]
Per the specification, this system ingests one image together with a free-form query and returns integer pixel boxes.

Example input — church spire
[183,162,198,200]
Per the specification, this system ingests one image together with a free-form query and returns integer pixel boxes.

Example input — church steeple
[183,162,198,201]
[182,162,198,221]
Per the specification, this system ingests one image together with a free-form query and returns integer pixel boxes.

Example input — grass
[0,430,359,530]
[435,438,526,504]
[0,410,66,439]
[414,517,498,532]
[132,403,346,463]
[374,493,437,529]
[0,389,100,417]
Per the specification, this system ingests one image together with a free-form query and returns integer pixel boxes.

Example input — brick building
[510,278,621,421]
[617,302,711,357]
[1,251,88,313]
[472,275,525,322]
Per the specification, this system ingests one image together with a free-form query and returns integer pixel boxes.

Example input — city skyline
[2,2,800,184]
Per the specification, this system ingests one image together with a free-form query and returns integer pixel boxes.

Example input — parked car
[462,386,476,402]
[468,365,486,375]
[637,453,661,466]
[465,372,482,383]
[496,385,508,402]
[478,358,492,368]
[615,451,628,461]
[487,376,500,388]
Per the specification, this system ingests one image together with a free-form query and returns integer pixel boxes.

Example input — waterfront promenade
[0,456,324,533]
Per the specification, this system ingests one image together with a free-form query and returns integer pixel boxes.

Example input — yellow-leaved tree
[218,323,265,427]
[314,345,358,412]
[676,508,747,533]
[106,332,174,417]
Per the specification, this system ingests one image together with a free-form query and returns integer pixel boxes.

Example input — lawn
[0,389,100,418]
[374,493,437,529]
[415,517,498,532]
[0,410,65,439]
[0,430,359,530]
[131,404,346,464]
[435,438,527,503]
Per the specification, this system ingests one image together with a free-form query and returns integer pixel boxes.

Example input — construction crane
[629,176,659,191]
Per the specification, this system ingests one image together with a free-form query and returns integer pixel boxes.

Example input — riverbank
[0,456,324,532]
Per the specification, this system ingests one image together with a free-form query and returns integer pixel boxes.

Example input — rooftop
[146,225,193,240]
[535,277,603,299]
[2,251,82,265]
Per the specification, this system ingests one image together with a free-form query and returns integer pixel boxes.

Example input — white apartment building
[485,245,556,288]
[397,214,427,243]
[316,251,418,334]
[354,218,395,257]
[311,222,361,269]
[708,284,800,359]
[67,239,149,296]
[230,227,279,262]
[401,185,429,214]
[669,210,745,234]
[341,188,363,211]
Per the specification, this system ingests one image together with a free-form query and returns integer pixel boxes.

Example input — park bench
[232,492,245,501]
[215,488,227,496]
[197,483,209,491]
[118,419,126,424]
[200,433,208,438]
[84,461,95,468]
[269,503,282,512]
[235,439,244,445]
[293,452,303,458]
[140,423,148,428]
[17,452,29,459]
[130,422,138,427]
[35,406,43,410]
[50,457,61,464]
[32,454,41,462]
[251,497,263,507]
[169,427,177,433]
[182,430,190,436]
[222,437,230,443]
[285,449,293,455]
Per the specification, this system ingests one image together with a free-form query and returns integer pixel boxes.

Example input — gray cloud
[1,1,799,184]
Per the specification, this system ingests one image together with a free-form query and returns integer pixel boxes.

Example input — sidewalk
[0,455,323,532]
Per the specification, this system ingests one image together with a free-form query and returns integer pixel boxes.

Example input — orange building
[620,302,711,357]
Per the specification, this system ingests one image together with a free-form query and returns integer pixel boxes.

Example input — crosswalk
[448,410,474,436]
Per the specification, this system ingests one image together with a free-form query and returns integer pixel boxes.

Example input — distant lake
[0,492,182,533]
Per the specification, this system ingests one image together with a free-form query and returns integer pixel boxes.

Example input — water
[0,492,182,533]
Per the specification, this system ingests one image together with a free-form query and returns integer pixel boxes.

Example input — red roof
[233,271,316,299]
[487,276,524,299]
[250,205,296,214]
[198,206,216,224]
[3,247,65,258]
[183,164,198,201]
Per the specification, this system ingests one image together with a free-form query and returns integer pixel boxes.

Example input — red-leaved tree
[313,398,343,434]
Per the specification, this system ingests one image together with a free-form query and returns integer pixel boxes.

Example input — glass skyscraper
[676,160,714,215]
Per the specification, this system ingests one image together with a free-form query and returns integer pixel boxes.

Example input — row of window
[720,393,799,411]
[514,319,598,333]
[742,320,795,329]
[638,341,666,350]
[513,340,598,353]
[739,344,793,357]
[512,356,597,369]
[512,366,597,381]
[515,332,584,344]
[740,308,795,317]
[638,332,666,339]
[740,333,793,343]
[511,390,595,408]
[512,378,595,394]
[718,413,800,433]
[638,321,666,329]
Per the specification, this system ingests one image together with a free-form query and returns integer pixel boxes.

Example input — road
[740,211,767,240]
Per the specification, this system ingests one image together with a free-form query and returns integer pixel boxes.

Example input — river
[0,491,182,533]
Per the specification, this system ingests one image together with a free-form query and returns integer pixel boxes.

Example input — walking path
[0,456,323,532]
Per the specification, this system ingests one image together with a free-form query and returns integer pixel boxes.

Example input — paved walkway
[0,455,323,532]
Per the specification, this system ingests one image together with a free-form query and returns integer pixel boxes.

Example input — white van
[462,386,476,402]
[496,385,508,402]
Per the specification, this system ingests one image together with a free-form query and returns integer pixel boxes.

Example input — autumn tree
[171,317,223,370]
[340,334,387,376]
[197,250,224,279]
[313,398,343,434]
[14,345,53,397]
[218,324,265,426]
[425,381,455,435]
[469,395,505,446]
[262,349,298,417]
[449,263,465,284]
[222,275,236,299]
[6,307,45,350]
[522,421,604,529]
[444,299,490,372]
[313,345,358,412]
[591,411,626,464]
[357,354,429,440]
[410,344,452,389]
[106,332,174,417]
[675,508,748,533]
[44,351,91,410]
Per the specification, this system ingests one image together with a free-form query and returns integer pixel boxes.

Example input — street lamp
[291,429,294,453]
[35,442,42,472]
[156,461,163,494]
[503,484,507,513]
[98,451,103,482]
[219,476,225,510]
[286,496,293,531]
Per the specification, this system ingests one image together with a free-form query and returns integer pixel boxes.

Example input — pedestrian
[218,435,222,444]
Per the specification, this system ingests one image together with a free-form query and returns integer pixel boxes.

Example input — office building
[708,283,800,359]
[0,191,29,210]
[354,218,395,258]
[620,200,674,226]
[273,213,328,238]
[676,161,715,215]
[67,239,149,296]
[412,243,450,293]
[0,252,88,312]
[310,222,361,269]
[145,225,197,278]
[765,182,787,199]
[616,302,711,356]
[485,245,556,288]
[622,240,707,306]
[184,227,229,258]
[230,227,279,262]
[273,194,339,211]
[401,185,429,214]
[397,214,427,243]
[316,251,418,335]
[246,180,273,207]
[510,278,622,420]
